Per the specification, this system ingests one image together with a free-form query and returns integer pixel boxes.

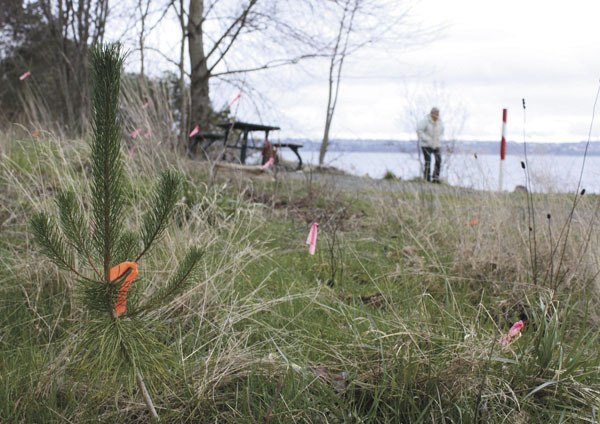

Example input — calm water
[279,149,600,193]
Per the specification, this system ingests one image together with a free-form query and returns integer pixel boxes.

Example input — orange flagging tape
[109,261,138,317]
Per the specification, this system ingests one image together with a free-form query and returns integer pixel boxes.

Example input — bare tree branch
[211,53,326,78]
[204,0,258,75]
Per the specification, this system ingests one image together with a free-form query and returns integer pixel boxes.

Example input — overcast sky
[134,0,600,143]
[243,0,600,143]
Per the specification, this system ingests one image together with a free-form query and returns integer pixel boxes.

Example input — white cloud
[268,0,600,142]
[125,0,600,143]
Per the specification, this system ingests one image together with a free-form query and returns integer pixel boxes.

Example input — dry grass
[1,95,600,422]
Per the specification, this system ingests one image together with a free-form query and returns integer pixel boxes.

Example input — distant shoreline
[285,139,600,156]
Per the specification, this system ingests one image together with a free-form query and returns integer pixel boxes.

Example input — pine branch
[75,317,171,384]
[31,212,94,282]
[136,170,183,262]
[82,277,120,314]
[114,231,141,264]
[89,44,127,280]
[56,190,101,278]
[134,247,203,316]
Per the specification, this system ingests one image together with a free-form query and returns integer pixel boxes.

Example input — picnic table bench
[271,143,303,169]
[217,121,303,170]
[187,132,224,157]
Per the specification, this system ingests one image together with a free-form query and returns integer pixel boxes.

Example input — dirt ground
[278,165,477,195]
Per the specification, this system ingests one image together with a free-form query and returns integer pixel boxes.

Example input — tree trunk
[178,0,189,151]
[138,0,151,80]
[318,31,341,166]
[318,0,358,166]
[319,105,334,166]
[188,0,210,131]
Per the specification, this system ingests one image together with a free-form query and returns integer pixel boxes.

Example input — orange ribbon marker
[109,261,138,317]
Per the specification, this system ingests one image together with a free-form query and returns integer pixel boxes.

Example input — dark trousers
[422,147,441,182]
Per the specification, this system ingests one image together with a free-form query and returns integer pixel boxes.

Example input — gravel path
[278,167,478,195]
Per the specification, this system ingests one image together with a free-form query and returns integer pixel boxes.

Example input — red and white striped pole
[499,108,507,191]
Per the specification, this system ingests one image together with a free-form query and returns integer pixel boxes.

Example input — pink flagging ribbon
[306,223,318,255]
[130,128,142,139]
[260,157,274,170]
[500,320,524,347]
[228,93,242,107]
[19,71,31,81]
[189,125,200,138]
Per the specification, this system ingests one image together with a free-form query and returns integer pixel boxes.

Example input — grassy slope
[1,133,599,423]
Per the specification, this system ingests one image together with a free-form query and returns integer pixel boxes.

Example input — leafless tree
[136,0,153,79]
[1,0,108,128]
[319,0,359,166]
[183,0,327,137]
[176,0,189,147]
[114,0,431,157]
[317,0,437,165]
[187,0,262,131]
[37,0,110,128]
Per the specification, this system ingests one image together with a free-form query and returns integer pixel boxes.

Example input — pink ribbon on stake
[189,125,200,138]
[19,71,31,81]
[306,223,319,255]
[260,157,274,170]
[130,128,142,139]
[500,320,524,347]
[228,93,242,108]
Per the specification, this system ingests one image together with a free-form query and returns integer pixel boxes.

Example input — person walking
[417,107,444,183]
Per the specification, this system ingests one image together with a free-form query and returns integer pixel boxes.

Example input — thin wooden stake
[136,367,159,421]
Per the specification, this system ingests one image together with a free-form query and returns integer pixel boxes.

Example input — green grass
[1,134,600,422]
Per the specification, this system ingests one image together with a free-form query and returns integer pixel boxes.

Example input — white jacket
[417,115,444,149]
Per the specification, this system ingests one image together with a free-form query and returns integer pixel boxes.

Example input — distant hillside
[287,139,600,156]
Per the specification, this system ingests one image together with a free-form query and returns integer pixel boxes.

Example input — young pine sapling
[31,44,203,420]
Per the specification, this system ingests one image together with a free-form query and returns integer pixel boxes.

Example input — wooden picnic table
[271,143,303,170]
[217,121,303,170]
